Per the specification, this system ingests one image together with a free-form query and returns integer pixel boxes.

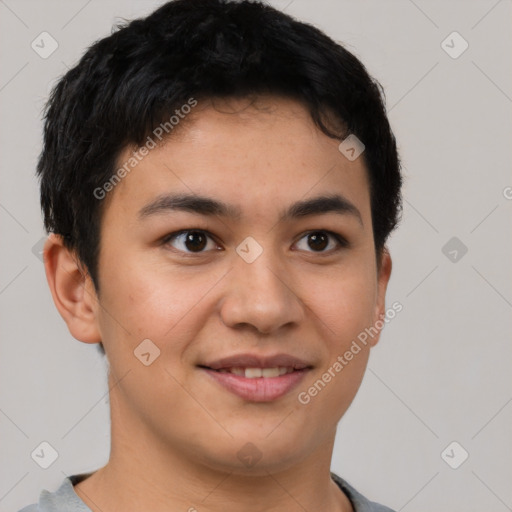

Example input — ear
[43,234,102,344]
[368,246,392,347]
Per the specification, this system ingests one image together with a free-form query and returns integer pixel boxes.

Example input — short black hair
[38,0,402,292]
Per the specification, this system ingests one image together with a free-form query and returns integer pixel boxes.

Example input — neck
[74,382,353,512]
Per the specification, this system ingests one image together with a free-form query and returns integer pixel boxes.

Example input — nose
[219,250,304,335]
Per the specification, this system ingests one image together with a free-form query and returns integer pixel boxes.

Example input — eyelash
[161,229,349,255]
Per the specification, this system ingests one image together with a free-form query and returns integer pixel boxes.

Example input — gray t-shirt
[18,472,395,512]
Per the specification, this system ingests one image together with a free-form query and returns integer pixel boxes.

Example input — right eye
[162,230,222,254]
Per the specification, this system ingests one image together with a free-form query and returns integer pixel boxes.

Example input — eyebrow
[138,192,363,226]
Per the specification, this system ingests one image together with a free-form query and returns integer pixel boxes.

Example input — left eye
[163,230,219,253]
[294,231,347,253]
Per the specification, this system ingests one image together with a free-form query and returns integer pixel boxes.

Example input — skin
[44,96,392,512]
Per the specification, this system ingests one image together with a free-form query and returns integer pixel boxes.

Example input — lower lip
[202,368,309,402]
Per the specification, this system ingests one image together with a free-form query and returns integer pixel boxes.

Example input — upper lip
[200,353,313,371]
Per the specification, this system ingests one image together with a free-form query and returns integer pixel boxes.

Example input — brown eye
[164,230,218,253]
[183,231,207,251]
[307,232,329,251]
[294,230,347,253]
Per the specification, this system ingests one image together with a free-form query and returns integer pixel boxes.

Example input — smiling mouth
[198,365,311,402]
[203,366,299,378]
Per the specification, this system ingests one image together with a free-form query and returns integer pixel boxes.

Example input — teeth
[262,368,280,378]
[245,368,262,378]
[217,367,294,378]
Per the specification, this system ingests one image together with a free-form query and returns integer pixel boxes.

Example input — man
[20,0,402,510]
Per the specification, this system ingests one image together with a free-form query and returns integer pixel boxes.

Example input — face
[89,96,391,474]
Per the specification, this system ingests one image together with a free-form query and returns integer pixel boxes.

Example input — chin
[196,429,311,476]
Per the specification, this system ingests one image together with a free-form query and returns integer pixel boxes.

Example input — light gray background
[1,0,511,511]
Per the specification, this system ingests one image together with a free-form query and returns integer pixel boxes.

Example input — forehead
[105,96,371,225]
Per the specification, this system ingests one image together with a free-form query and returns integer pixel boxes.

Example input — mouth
[209,366,301,377]
[198,353,313,402]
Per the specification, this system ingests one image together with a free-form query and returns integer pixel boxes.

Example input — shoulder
[17,505,39,512]
[331,472,396,512]
[16,475,91,512]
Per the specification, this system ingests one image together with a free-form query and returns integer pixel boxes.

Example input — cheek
[296,293,372,426]
[300,264,377,344]
[97,258,226,358]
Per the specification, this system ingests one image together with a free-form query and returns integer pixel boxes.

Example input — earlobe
[43,234,102,344]
[369,247,393,347]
